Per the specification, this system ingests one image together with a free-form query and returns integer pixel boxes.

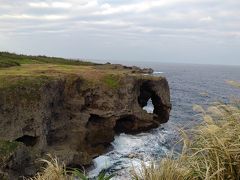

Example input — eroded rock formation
[0,74,171,178]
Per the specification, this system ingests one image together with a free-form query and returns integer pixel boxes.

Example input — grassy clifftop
[0,52,134,90]
[0,52,97,67]
[0,52,101,86]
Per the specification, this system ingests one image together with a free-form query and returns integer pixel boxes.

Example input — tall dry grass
[26,154,114,180]
[133,82,240,180]
[26,155,70,180]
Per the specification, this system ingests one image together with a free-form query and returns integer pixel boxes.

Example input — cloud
[0,14,68,20]
[94,0,175,15]
[28,2,72,9]
[199,16,213,22]
[0,0,239,38]
[0,0,240,65]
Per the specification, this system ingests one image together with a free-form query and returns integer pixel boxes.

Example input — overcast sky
[0,0,240,65]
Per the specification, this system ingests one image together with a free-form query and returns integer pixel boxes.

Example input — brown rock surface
[0,72,171,178]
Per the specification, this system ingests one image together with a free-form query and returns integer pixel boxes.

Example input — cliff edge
[0,52,171,179]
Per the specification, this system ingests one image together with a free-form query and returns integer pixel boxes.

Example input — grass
[0,59,20,68]
[0,52,136,91]
[0,75,53,102]
[0,52,163,94]
[26,155,114,180]
[133,103,240,179]
[0,52,101,92]
[102,74,120,89]
[0,140,20,167]
[0,52,97,67]
[0,64,127,91]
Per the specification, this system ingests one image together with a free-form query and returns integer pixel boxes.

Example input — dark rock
[95,64,154,74]
[0,74,171,178]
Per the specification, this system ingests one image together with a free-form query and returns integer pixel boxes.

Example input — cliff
[0,52,171,179]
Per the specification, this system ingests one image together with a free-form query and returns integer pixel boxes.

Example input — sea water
[88,63,240,179]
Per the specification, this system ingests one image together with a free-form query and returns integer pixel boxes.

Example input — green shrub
[0,59,20,68]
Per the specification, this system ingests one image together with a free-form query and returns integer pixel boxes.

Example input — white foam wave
[143,99,154,113]
[88,155,112,178]
[153,71,164,74]
[88,123,177,179]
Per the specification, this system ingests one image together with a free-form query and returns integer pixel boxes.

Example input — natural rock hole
[15,135,38,147]
[86,114,105,127]
[114,115,136,134]
[138,81,166,119]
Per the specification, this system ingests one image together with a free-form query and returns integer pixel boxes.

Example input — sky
[0,0,240,65]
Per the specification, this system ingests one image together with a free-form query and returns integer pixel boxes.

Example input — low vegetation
[0,52,133,91]
[102,74,120,89]
[0,59,20,68]
[0,140,20,167]
[26,155,113,180]
[0,52,97,67]
[133,82,240,180]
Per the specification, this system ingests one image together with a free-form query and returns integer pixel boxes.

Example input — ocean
[88,63,240,179]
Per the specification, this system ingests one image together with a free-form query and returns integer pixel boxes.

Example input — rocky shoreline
[0,53,171,179]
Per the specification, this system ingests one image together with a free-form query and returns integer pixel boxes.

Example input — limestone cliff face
[0,74,171,178]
